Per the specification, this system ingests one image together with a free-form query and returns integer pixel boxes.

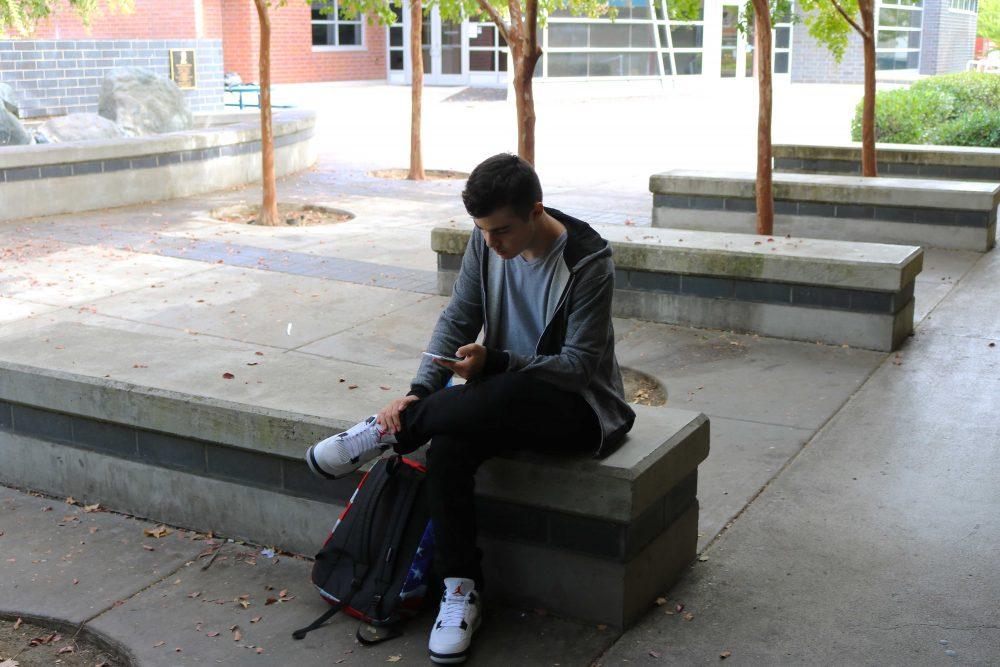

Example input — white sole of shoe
[428,613,481,664]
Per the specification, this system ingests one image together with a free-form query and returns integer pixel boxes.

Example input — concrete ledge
[774,142,1000,181]
[433,222,922,351]
[649,169,999,251]
[0,109,317,222]
[0,358,709,628]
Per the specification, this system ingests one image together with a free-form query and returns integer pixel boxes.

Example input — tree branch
[475,0,511,43]
[508,0,524,40]
[828,0,868,38]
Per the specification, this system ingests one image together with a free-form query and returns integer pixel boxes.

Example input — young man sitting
[306,152,636,664]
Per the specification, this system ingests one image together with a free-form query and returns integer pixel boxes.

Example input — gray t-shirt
[494,230,569,356]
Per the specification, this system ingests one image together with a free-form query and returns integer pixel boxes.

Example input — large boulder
[98,67,193,136]
[39,113,127,142]
[0,82,18,116]
[0,107,31,146]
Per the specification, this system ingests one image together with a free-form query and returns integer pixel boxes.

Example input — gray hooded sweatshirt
[407,206,636,457]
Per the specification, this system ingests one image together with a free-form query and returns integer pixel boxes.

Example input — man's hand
[377,394,420,435]
[433,343,486,380]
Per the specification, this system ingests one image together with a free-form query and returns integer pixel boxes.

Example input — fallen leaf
[65,497,78,505]
[57,645,75,654]
[144,525,172,538]
[655,596,668,606]
[13,617,22,630]
[675,603,685,613]
[142,544,155,551]
[596,624,607,631]
[720,650,732,659]
[188,591,201,598]
[683,612,695,621]
[83,504,101,512]
[72,578,79,585]
[222,372,235,379]
[388,656,402,663]
[251,616,262,623]
[88,527,98,534]
[238,600,250,609]
[348,384,358,390]
[153,640,166,647]
[256,647,265,654]
[207,631,220,637]
[265,597,278,605]
[698,555,709,562]
[233,629,243,642]
[649,649,662,658]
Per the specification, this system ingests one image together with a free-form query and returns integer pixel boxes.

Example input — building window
[543,0,706,78]
[948,0,977,11]
[388,3,404,70]
[875,0,922,70]
[743,3,794,75]
[469,22,508,72]
[311,0,363,48]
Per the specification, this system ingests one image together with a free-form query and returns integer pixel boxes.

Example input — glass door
[719,2,751,78]
[424,6,467,84]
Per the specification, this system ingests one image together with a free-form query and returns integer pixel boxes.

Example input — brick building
[0,0,983,119]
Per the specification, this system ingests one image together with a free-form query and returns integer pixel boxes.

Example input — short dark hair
[462,153,543,221]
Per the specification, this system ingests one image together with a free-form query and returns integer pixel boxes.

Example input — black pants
[392,372,599,593]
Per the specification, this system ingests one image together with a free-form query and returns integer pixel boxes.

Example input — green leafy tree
[978,0,1000,45]
[798,0,878,175]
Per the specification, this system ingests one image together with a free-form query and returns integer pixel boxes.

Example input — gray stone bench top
[0,109,315,170]
[773,142,1000,168]
[432,220,923,292]
[649,169,1000,212]
[0,322,708,523]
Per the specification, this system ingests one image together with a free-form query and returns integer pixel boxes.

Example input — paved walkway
[1,84,997,664]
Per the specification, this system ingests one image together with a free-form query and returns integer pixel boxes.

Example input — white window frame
[311,0,366,52]
[948,0,978,13]
[874,0,922,71]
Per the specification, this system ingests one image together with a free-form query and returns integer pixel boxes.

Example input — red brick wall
[219,0,385,84]
[11,0,386,84]
[222,0,260,80]
[21,0,198,39]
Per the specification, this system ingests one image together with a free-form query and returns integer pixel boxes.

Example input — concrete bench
[650,169,999,252]
[774,142,1000,183]
[433,222,922,352]
[0,356,709,629]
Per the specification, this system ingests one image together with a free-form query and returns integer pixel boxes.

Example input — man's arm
[407,229,485,398]
[486,267,615,392]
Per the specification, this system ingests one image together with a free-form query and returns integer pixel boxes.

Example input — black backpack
[292,454,436,645]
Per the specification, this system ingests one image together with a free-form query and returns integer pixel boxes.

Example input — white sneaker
[428,577,482,664]
[305,415,397,479]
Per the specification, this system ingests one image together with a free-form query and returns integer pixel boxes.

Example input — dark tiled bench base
[0,127,314,184]
[653,193,995,229]
[0,399,691,564]
[440,253,914,316]
[775,157,1000,182]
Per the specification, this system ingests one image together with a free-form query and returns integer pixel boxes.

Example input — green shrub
[929,110,1000,148]
[850,72,1000,148]
[910,72,1000,113]
[851,87,954,144]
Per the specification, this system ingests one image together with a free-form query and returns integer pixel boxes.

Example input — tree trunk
[408,0,425,180]
[513,51,541,165]
[859,0,878,177]
[752,0,773,235]
[252,0,279,226]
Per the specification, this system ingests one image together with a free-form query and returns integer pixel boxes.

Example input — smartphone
[422,351,464,363]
